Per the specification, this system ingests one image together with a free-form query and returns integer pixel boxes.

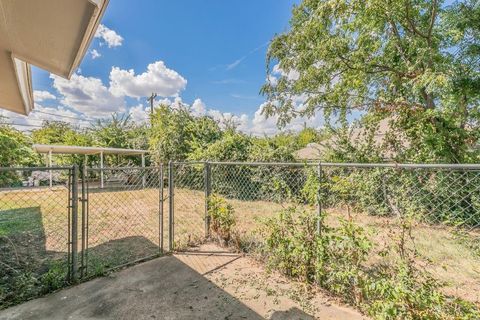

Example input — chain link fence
[208,162,313,247]
[2,162,480,308]
[0,166,75,309]
[200,162,480,305]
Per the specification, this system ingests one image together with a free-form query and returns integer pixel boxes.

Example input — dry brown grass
[1,187,479,305]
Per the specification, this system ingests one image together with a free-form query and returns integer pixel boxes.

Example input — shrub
[207,195,236,245]
[260,206,321,282]
[259,206,480,319]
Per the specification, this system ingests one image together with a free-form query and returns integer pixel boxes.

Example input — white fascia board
[11,54,33,115]
[68,0,109,78]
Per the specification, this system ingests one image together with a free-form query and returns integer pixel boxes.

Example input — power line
[0,122,44,128]
[33,110,95,122]
[0,122,90,129]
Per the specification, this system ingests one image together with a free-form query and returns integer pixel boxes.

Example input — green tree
[262,0,480,162]
[91,113,147,150]
[0,122,38,186]
[296,127,320,148]
[186,116,222,155]
[0,123,37,167]
[188,132,251,161]
[149,104,222,162]
[249,136,297,162]
[31,121,92,166]
[90,113,148,166]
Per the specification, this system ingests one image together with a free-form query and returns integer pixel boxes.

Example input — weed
[258,205,480,319]
[207,195,236,245]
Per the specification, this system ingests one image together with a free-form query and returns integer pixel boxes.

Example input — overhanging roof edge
[68,0,110,78]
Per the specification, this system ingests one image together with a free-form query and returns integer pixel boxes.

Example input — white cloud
[270,63,300,83]
[50,61,186,117]
[170,97,189,110]
[51,74,125,117]
[94,24,123,48]
[129,104,149,124]
[109,61,187,98]
[247,102,324,136]
[0,104,91,131]
[191,98,207,116]
[33,90,56,102]
[90,49,101,59]
[186,98,323,136]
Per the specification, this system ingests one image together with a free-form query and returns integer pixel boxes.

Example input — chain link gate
[168,162,207,251]
[80,166,165,277]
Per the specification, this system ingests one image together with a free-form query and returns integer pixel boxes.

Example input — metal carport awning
[32,144,148,188]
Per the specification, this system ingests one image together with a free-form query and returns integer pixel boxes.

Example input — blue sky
[6,0,331,135]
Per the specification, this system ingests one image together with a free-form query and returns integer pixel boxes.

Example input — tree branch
[427,0,438,44]
[404,0,429,39]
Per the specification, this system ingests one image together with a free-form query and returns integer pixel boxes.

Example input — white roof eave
[0,0,110,115]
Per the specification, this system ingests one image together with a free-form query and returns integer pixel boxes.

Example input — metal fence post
[80,164,87,278]
[159,164,164,254]
[204,161,212,238]
[67,168,72,280]
[168,161,174,251]
[317,162,323,235]
[71,164,79,281]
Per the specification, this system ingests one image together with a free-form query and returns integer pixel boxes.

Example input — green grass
[0,207,42,237]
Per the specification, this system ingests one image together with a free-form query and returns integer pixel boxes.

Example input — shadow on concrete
[84,236,160,276]
[271,307,315,320]
[0,255,265,320]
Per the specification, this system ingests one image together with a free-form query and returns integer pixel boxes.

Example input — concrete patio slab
[0,244,366,320]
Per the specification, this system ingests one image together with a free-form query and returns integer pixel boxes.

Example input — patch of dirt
[176,244,367,319]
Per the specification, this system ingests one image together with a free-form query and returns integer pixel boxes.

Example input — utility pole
[147,92,157,124]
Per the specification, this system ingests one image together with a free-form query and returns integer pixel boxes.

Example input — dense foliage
[90,114,148,166]
[259,205,480,319]
[31,121,93,166]
[0,123,38,186]
[149,104,223,162]
[262,0,480,163]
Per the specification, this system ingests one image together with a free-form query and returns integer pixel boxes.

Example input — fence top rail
[171,161,206,165]
[206,161,480,169]
[3,163,480,172]
[87,166,161,171]
[0,166,73,172]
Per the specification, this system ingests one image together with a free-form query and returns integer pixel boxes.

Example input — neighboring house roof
[33,144,148,156]
[294,143,328,161]
[0,0,109,115]
[294,117,405,161]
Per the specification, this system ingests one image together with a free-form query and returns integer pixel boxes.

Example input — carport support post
[168,161,174,251]
[71,164,79,281]
[100,151,104,189]
[204,161,211,238]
